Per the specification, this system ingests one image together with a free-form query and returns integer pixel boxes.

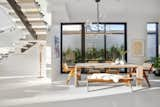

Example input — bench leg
[86,80,89,92]
[128,80,133,92]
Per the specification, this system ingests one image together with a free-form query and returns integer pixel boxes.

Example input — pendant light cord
[96,0,100,31]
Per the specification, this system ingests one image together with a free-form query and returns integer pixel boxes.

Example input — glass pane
[146,34,156,58]
[147,23,156,32]
[62,25,81,31]
[106,25,124,32]
[146,23,157,59]
[85,34,105,60]
[106,34,125,61]
[105,24,125,61]
[63,35,82,64]
[62,24,82,71]
[86,24,105,32]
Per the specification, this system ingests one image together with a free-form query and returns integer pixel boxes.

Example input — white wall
[48,25,61,81]
[0,46,40,77]
[0,6,13,28]
[47,0,160,81]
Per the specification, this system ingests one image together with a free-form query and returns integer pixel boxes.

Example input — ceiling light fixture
[86,0,101,32]
[96,0,100,31]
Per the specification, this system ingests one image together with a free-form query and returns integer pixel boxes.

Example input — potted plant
[119,47,127,65]
[151,57,160,76]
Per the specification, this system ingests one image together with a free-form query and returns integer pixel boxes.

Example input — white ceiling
[47,0,160,23]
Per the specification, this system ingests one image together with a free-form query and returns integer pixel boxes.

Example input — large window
[61,23,127,73]
[146,23,158,59]
[85,24,105,61]
[105,24,125,61]
[62,24,82,66]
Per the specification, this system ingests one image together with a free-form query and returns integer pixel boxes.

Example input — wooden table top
[75,63,138,69]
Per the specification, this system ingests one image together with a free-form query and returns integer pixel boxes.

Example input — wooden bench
[86,73,133,92]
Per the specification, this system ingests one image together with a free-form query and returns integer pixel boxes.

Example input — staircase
[2,0,48,40]
[0,0,48,63]
[0,47,14,62]
[0,40,37,63]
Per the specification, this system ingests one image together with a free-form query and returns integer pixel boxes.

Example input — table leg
[74,66,78,87]
[136,66,151,87]
[128,68,133,77]
[136,78,143,87]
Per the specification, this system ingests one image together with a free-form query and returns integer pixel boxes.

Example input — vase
[120,55,125,65]
[115,58,120,64]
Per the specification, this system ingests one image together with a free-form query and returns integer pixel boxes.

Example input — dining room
[0,0,160,107]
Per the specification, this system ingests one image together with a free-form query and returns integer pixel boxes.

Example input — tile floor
[0,74,160,107]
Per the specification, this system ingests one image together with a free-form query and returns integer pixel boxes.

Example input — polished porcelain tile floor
[0,74,160,107]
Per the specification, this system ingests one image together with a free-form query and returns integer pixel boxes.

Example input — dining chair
[143,63,153,74]
[142,63,153,87]
[63,63,81,85]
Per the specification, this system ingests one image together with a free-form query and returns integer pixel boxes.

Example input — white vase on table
[120,55,125,65]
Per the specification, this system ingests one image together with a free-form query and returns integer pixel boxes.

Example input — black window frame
[147,22,159,57]
[61,22,127,73]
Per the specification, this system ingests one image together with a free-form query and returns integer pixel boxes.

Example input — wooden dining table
[74,63,150,87]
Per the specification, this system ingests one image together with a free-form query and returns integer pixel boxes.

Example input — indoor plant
[119,47,127,65]
[150,57,160,76]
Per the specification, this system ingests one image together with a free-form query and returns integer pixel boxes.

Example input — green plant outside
[63,45,126,65]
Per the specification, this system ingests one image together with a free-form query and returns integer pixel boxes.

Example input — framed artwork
[54,36,60,58]
[131,39,144,56]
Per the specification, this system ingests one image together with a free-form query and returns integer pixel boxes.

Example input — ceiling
[47,0,160,24]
